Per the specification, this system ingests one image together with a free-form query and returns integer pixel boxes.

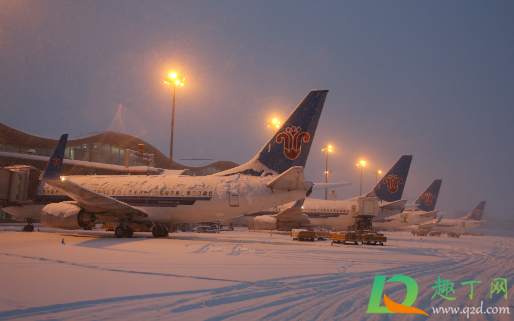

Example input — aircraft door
[404,213,409,223]
[229,185,239,207]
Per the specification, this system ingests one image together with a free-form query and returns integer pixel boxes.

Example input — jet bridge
[349,196,379,231]
[0,165,40,207]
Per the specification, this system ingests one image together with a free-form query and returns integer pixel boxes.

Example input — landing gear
[180,223,190,232]
[23,219,34,232]
[114,225,134,238]
[152,225,169,238]
[355,216,373,231]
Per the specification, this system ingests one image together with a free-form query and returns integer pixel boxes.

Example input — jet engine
[251,216,302,231]
[40,202,95,229]
[251,215,278,230]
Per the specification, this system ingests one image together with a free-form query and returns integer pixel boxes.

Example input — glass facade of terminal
[0,143,149,167]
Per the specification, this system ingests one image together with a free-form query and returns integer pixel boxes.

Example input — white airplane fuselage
[6,174,306,225]
[419,218,485,232]
[372,209,439,230]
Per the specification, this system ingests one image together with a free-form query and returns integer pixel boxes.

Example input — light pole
[164,72,185,162]
[268,118,281,135]
[356,160,366,196]
[374,170,382,184]
[322,145,333,200]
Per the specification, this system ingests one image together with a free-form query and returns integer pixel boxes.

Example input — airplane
[417,201,487,232]
[3,90,329,238]
[372,179,442,230]
[222,155,413,231]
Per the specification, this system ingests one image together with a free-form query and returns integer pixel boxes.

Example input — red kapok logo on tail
[421,192,436,205]
[52,158,62,168]
[473,209,482,218]
[276,126,310,160]
[382,174,404,193]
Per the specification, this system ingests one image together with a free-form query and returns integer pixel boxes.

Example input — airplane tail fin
[366,155,412,202]
[413,179,442,212]
[462,201,486,221]
[218,90,328,177]
[40,134,68,181]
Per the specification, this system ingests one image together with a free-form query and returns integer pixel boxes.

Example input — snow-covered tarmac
[0,225,512,320]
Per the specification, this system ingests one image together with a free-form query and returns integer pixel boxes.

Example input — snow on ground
[0,225,512,320]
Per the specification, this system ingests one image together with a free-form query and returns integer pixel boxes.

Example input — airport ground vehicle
[291,229,316,241]
[361,233,386,245]
[447,232,460,238]
[428,231,441,236]
[411,230,428,236]
[330,232,361,245]
[315,230,330,240]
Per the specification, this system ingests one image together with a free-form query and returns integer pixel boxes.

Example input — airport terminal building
[0,122,238,221]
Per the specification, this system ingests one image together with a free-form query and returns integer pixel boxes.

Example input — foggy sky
[1,1,514,220]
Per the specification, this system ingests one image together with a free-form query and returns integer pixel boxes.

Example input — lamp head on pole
[268,118,281,128]
[322,145,333,152]
[356,160,366,167]
[164,72,185,86]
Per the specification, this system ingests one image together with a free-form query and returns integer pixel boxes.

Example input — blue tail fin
[40,134,68,181]
[366,155,412,202]
[413,179,442,212]
[462,201,486,221]
[219,90,328,176]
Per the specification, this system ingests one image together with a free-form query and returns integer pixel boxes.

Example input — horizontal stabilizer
[274,199,310,223]
[312,182,351,190]
[266,166,306,191]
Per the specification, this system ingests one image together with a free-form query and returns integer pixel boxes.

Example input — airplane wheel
[124,226,134,238]
[115,226,125,238]
[180,224,189,232]
[152,225,162,237]
[153,225,168,237]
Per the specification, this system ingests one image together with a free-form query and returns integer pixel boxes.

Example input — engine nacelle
[250,215,278,230]
[41,202,95,230]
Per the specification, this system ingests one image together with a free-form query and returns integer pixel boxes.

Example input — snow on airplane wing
[379,199,407,211]
[419,210,439,218]
[273,199,310,223]
[46,179,149,217]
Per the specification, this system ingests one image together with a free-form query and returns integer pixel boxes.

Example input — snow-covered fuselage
[372,209,439,230]
[227,196,384,231]
[419,218,485,232]
[5,173,306,227]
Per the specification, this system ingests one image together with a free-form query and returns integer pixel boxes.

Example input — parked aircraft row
[3,89,487,236]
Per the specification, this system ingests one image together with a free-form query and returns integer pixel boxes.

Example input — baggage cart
[361,233,386,246]
[291,229,316,242]
[329,232,362,245]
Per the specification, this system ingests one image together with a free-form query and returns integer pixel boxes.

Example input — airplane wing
[311,182,351,190]
[46,179,148,217]
[419,210,439,218]
[40,134,148,218]
[273,199,310,223]
[379,199,407,211]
